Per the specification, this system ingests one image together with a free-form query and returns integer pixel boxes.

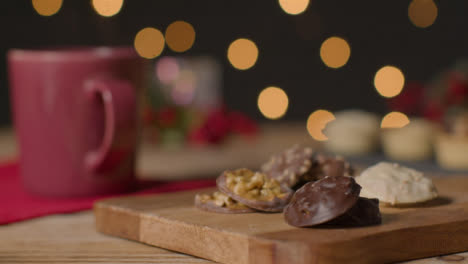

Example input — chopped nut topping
[197,191,249,209]
[225,168,288,201]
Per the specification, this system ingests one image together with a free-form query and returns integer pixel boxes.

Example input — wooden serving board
[94,177,468,264]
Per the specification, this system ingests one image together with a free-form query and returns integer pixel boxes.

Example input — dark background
[1,0,467,125]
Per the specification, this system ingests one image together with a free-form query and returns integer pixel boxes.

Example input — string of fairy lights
[31,0,439,141]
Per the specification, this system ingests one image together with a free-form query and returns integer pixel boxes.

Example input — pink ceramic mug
[8,46,147,197]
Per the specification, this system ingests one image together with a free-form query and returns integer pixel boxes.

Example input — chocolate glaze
[292,155,355,190]
[284,176,361,227]
[325,197,381,227]
[261,145,355,191]
[261,145,315,188]
[313,155,355,180]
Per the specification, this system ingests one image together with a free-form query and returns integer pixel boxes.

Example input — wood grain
[95,177,468,264]
[2,212,468,264]
[0,212,213,264]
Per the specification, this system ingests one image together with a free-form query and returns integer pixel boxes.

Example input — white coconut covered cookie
[356,162,438,206]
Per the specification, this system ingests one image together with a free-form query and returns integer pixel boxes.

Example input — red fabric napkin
[0,162,216,225]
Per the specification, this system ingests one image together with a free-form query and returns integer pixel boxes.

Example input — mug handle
[84,78,136,173]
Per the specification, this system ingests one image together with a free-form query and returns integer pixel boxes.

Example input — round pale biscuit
[381,118,434,162]
[323,110,380,156]
[356,162,438,206]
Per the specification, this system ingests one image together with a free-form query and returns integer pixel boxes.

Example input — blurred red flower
[422,100,445,122]
[387,81,425,115]
[156,106,178,128]
[446,73,468,105]
[188,106,258,145]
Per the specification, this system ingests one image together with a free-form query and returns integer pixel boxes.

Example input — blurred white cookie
[381,118,434,161]
[356,162,438,206]
[323,110,380,156]
[435,112,468,170]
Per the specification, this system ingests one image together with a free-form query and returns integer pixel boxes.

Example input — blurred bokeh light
[227,38,259,70]
[381,112,410,128]
[257,87,289,119]
[278,0,310,15]
[91,0,124,17]
[408,0,438,28]
[320,37,351,69]
[165,21,196,53]
[374,66,405,98]
[307,110,336,141]
[32,0,62,16]
[134,27,165,59]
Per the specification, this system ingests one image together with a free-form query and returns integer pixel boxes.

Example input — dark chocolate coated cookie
[284,176,361,227]
[261,145,315,188]
[325,197,382,227]
[312,155,355,180]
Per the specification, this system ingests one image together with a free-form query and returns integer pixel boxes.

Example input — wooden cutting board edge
[94,200,468,264]
[246,217,468,264]
[94,202,312,264]
[95,202,253,264]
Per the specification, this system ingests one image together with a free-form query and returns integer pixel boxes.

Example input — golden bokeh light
[134,27,165,59]
[165,21,196,53]
[92,0,124,17]
[374,66,405,98]
[320,37,351,69]
[32,0,62,16]
[381,112,410,129]
[278,0,310,15]
[257,87,289,120]
[307,110,336,141]
[227,38,259,70]
[408,0,438,28]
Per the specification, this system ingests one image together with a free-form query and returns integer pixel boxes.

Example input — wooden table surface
[1,125,468,264]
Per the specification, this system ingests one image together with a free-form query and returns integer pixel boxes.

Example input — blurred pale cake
[435,112,468,170]
[381,118,434,161]
[323,110,380,156]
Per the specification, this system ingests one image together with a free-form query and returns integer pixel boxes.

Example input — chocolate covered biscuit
[311,154,355,180]
[325,197,381,227]
[261,145,315,188]
[284,176,361,227]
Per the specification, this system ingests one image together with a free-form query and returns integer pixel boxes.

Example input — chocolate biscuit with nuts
[194,191,255,214]
[284,176,361,227]
[217,168,293,212]
[310,154,355,181]
[261,145,315,188]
